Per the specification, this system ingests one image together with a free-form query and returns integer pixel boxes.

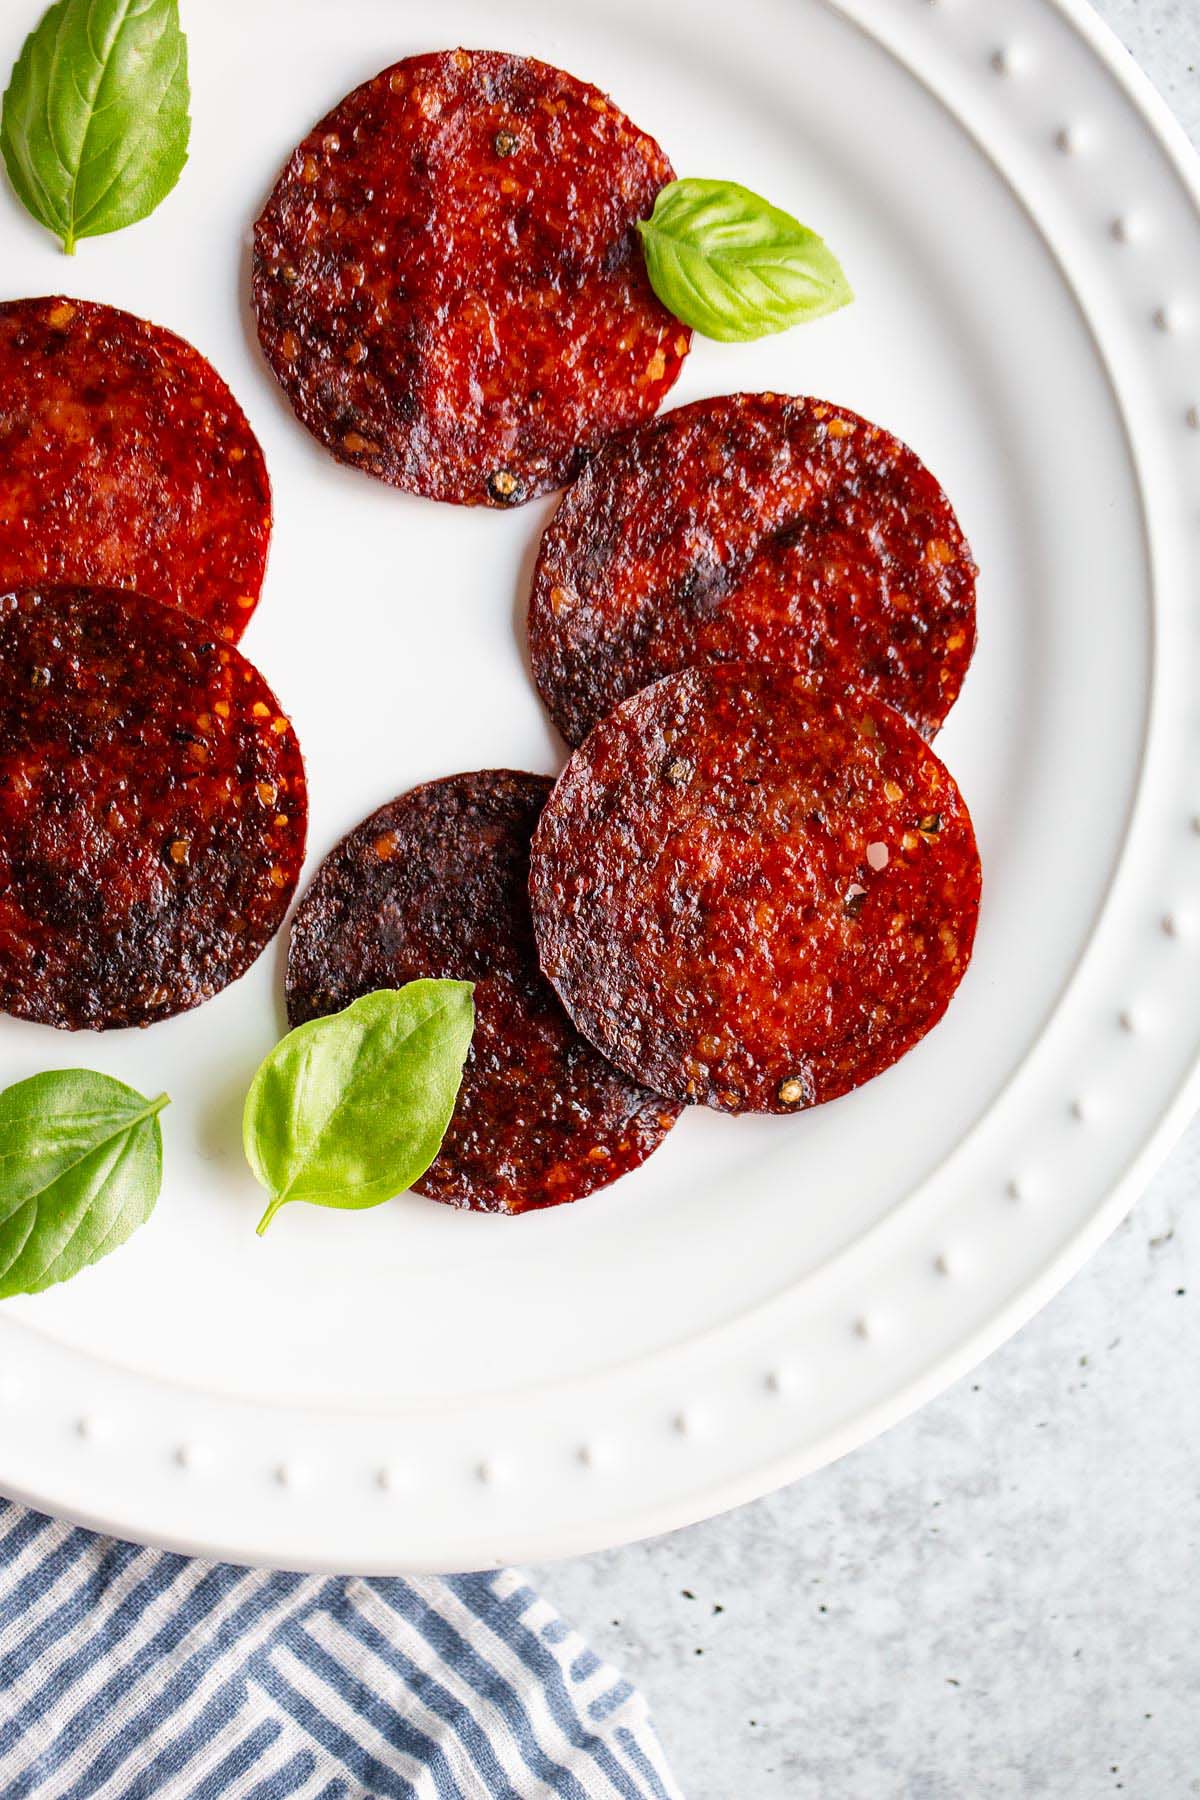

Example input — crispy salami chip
[530,665,980,1114]
[285,771,679,1214]
[529,393,977,743]
[0,586,306,1031]
[253,49,689,507]
[0,298,271,641]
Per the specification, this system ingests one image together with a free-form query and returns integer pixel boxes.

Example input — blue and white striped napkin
[0,1501,682,1799]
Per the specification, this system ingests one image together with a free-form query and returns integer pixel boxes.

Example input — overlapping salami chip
[285,771,679,1213]
[530,664,981,1115]
[0,297,271,641]
[0,586,306,1031]
[253,48,689,507]
[529,393,977,744]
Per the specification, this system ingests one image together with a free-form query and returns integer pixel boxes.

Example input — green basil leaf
[637,177,852,343]
[244,983,476,1235]
[1,0,190,255]
[0,1070,168,1298]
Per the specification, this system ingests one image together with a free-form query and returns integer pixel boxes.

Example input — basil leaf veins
[244,983,476,1235]
[0,1069,169,1298]
[1,0,190,255]
[637,176,852,343]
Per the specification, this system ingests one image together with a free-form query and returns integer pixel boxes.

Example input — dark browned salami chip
[0,298,271,642]
[530,665,980,1114]
[0,586,306,1031]
[285,771,679,1213]
[253,49,689,507]
[529,393,977,743]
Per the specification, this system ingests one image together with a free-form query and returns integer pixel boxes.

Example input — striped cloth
[0,1501,682,1799]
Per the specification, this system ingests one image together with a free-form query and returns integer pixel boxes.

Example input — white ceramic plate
[2,0,1198,1573]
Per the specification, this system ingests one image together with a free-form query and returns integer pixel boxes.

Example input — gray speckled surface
[530,6,1200,1795]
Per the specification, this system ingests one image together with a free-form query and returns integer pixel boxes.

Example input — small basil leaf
[244,983,476,1235]
[0,1070,168,1298]
[1,0,190,255]
[637,177,852,343]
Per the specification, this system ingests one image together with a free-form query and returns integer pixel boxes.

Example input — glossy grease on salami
[285,771,679,1213]
[529,393,976,743]
[0,298,271,641]
[253,49,688,507]
[530,665,980,1114]
[0,586,306,1031]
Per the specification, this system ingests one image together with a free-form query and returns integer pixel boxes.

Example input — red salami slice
[529,393,977,743]
[0,298,271,642]
[285,771,679,1214]
[0,586,306,1031]
[253,49,689,507]
[530,665,980,1114]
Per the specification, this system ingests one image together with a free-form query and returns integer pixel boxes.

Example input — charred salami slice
[0,298,271,642]
[285,771,679,1213]
[529,393,976,743]
[253,49,689,507]
[0,586,306,1031]
[530,665,980,1114]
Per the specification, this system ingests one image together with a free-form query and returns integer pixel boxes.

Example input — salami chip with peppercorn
[253,48,689,507]
[285,770,680,1213]
[0,298,272,643]
[529,392,976,745]
[0,585,306,1031]
[529,664,980,1115]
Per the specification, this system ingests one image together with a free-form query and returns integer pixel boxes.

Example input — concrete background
[531,6,1200,1795]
